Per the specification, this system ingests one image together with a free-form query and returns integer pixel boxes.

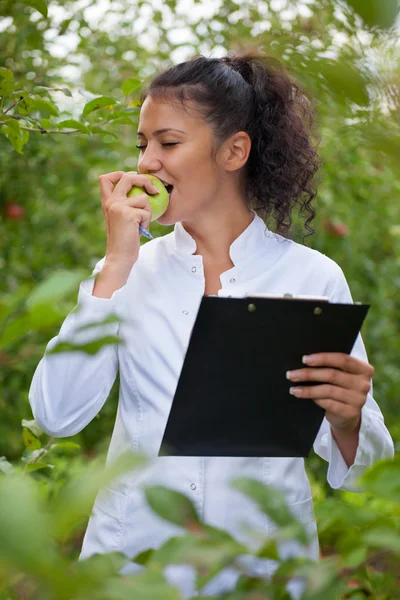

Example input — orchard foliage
[1,0,400,597]
[0,416,400,598]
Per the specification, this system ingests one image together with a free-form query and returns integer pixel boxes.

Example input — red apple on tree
[322,218,348,237]
[5,203,25,221]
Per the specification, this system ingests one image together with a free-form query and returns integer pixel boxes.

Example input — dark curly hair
[140,49,321,239]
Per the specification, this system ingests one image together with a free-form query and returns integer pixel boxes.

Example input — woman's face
[136,95,227,226]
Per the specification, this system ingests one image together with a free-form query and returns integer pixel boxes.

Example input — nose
[138,143,162,173]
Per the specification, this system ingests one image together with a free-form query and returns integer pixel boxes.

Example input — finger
[114,172,159,197]
[289,383,364,407]
[302,353,374,377]
[132,207,152,231]
[99,171,128,201]
[107,201,151,223]
[120,193,152,211]
[311,399,360,420]
[287,367,356,390]
[134,207,152,230]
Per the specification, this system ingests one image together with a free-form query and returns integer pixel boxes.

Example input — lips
[159,180,173,195]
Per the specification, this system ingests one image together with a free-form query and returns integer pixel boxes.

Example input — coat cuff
[324,407,393,491]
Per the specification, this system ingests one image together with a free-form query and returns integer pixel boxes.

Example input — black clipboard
[159,296,370,458]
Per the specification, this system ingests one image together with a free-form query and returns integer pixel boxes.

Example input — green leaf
[0,476,62,577]
[342,546,368,569]
[27,303,67,331]
[21,127,29,146]
[52,450,146,541]
[0,457,14,475]
[148,529,246,588]
[106,117,137,126]
[104,107,140,121]
[364,528,400,554]
[39,118,52,129]
[231,478,308,545]
[21,419,44,438]
[47,335,123,356]
[316,60,369,107]
[132,547,156,566]
[50,442,81,452]
[32,85,53,96]
[30,97,59,116]
[347,0,400,29]
[21,448,46,465]
[0,312,38,348]
[72,551,130,583]
[100,568,181,600]
[33,86,73,97]
[360,456,400,503]
[22,428,41,451]
[0,68,14,81]
[0,283,31,325]
[121,78,142,96]
[144,486,200,528]
[26,462,54,472]
[75,313,123,331]
[12,92,34,116]
[57,119,90,134]
[257,537,280,560]
[82,96,117,117]
[20,0,48,18]
[58,17,73,36]
[89,126,119,139]
[1,119,26,154]
[58,87,72,97]
[0,68,15,96]
[26,270,86,310]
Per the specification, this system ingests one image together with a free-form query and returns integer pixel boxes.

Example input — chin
[156,204,179,227]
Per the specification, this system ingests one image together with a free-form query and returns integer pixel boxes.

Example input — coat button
[230,278,236,283]
[190,483,196,490]
[192,266,197,273]
[182,310,189,315]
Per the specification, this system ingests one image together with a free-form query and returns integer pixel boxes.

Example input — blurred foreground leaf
[144,486,200,528]
[26,270,87,309]
[231,478,309,545]
[51,450,146,540]
[347,0,400,29]
[359,456,400,502]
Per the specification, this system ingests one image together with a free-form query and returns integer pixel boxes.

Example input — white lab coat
[29,210,394,598]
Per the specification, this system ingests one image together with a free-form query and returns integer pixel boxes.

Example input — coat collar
[172,209,277,265]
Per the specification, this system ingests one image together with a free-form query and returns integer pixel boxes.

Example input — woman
[29,51,394,598]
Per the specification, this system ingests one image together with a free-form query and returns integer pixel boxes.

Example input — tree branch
[2,97,26,116]
[0,116,111,135]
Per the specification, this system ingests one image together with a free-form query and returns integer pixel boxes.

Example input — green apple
[127,174,170,221]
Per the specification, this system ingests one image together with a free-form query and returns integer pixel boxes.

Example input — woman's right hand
[98,171,159,268]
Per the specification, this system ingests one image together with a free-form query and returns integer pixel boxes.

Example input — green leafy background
[1,0,400,597]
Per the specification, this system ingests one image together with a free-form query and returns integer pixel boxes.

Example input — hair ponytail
[141,49,321,239]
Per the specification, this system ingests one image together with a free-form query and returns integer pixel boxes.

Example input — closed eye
[135,143,179,150]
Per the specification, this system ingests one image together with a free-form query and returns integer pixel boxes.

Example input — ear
[217,131,252,172]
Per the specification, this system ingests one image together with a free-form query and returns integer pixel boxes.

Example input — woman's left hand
[286,353,374,433]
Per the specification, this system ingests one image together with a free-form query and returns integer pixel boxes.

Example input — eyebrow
[137,128,186,137]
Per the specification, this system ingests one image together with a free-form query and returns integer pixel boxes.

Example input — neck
[182,201,254,262]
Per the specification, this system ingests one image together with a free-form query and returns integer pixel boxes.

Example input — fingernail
[290,387,302,395]
[302,355,312,364]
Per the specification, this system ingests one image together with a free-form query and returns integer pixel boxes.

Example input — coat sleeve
[29,257,127,438]
[313,262,394,491]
